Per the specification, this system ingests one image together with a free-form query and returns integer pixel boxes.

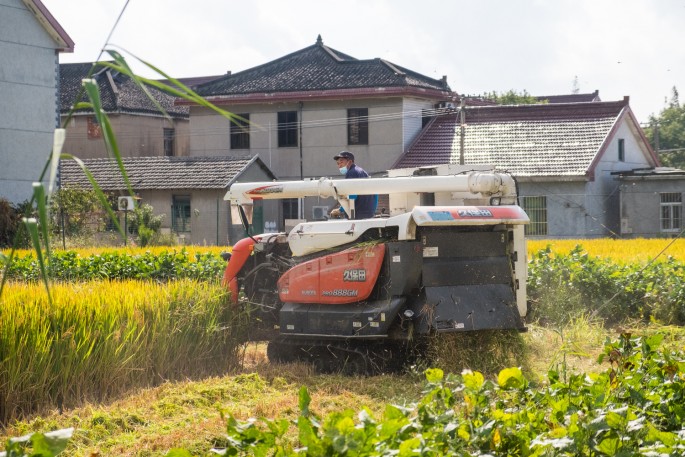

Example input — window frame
[163,128,175,157]
[660,192,682,233]
[277,111,298,148]
[618,138,625,162]
[230,113,250,150]
[521,195,548,236]
[171,195,192,233]
[347,108,369,145]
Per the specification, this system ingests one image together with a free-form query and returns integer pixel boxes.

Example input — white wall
[0,0,60,203]
[189,97,422,181]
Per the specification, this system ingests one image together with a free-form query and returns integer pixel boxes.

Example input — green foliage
[527,245,685,326]
[0,198,21,248]
[49,186,107,236]
[190,333,685,456]
[645,86,685,168]
[128,203,165,247]
[2,249,225,282]
[1,428,73,457]
[481,89,541,105]
[0,199,31,249]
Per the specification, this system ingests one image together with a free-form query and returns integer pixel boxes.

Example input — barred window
[521,196,548,236]
[277,111,298,147]
[347,108,368,145]
[660,192,682,232]
[230,113,250,149]
[172,196,191,233]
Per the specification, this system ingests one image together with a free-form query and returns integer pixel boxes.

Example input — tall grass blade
[23,218,50,303]
[100,49,247,127]
[81,79,136,200]
[32,183,50,261]
[48,129,65,197]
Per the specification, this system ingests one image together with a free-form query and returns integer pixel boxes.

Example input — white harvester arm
[224,171,518,216]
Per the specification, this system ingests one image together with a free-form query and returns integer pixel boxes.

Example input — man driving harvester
[329,151,378,219]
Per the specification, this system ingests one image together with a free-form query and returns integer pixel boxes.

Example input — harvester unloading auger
[222,164,529,374]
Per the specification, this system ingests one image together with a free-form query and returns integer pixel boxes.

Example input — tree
[49,186,106,236]
[644,86,685,169]
[481,89,541,105]
[128,203,164,247]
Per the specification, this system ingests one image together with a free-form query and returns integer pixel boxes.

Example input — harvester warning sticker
[428,211,454,221]
[423,247,439,257]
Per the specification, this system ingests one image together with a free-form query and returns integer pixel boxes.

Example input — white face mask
[339,166,348,175]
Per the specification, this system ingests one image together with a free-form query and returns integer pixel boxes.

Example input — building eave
[177,86,454,106]
[22,0,75,52]
[515,175,589,183]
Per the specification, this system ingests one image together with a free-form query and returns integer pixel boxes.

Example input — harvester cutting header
[222,165,529,373]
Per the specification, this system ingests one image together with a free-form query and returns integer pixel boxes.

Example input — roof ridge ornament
[316,34,323,45]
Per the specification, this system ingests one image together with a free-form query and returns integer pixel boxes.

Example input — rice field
[527,237,685,262]
[0,279,242,425]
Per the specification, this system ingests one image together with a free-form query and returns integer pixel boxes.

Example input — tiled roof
[60,62,189,118]
[536,90,601,104]
[395,100,630,176]
[194,36,451,99]
[59,156,274,191]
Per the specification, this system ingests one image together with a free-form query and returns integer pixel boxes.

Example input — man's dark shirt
[345,163,377,219]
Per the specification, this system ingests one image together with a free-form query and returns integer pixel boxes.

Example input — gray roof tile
[396,100,628,176]
[60,62,189,118]
[60,156,273,191]
[195,36,450,97]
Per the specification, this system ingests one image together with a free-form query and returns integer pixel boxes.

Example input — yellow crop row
[527,238,685,263]
[4,238,683,264]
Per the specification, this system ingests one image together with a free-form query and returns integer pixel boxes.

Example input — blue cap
[333,151,354,161]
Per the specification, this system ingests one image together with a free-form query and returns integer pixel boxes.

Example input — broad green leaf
[497,367,525,389]
[425,368,444,383]
[596,435,620,455]
[462,370,484,390]
[299,386,311,417]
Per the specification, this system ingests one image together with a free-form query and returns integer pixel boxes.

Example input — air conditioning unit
[118,196,135,211]
[312,206,329,220]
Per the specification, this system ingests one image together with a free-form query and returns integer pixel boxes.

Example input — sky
[42,0,685,123]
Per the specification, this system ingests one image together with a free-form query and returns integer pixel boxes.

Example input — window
[422,109,434,128]
[347,108,368,145]
[87,116,101,140]
[521,196,548,236]
[163,128,175,156]
[230,113,250,149]
[618,138,625,162]
[660,192,682,233]
[172,196,191,232]
[282,198,299,222]
[277,111,298,147]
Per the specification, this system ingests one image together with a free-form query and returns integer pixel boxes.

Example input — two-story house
[0,0,73,204]
[59,62,191,158]
[185,35,453,223]
[394,98,684,238]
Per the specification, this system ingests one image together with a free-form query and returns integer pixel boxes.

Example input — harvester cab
[222,164,529,373]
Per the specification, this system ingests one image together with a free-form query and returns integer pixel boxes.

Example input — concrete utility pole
[459,98,466,165]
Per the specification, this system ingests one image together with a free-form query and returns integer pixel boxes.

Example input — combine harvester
[222,164,529,373]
